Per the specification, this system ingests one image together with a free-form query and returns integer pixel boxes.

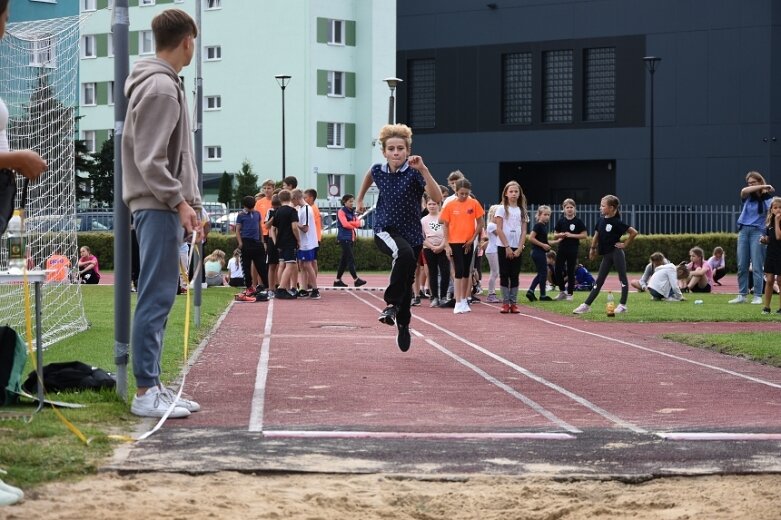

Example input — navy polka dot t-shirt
[371,161,426,247]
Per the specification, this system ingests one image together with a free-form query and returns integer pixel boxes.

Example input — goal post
[0,15,89,347]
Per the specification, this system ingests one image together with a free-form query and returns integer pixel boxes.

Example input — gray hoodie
[122,57,201,213]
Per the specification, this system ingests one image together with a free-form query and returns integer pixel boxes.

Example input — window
[205,46,221,61]
[206,146,222,160]
[502,52,532,125]
[140,0,155,5]
[584,47,616,122]
[30,36,56,68]
[542,49,574,123]
[81,0,96,11]
[407,59,436,129]
[108,81,115,105]
[139,30,154,55]
[81,35,96,59]
[83,131,96,153]
[327,123,344,148]
[82,82,96,106]
[327,71,344,96]
[205,95,222,110]
[329,19,344,45]
[206,0,222,9]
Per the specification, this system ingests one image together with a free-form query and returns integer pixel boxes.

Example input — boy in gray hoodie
[122,9,201,418]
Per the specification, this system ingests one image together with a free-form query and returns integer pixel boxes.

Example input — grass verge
[0,285,234,488]
[662,332,781,368]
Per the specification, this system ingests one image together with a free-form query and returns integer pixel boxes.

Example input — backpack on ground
[22,361,116,394]
[0,326,28,406]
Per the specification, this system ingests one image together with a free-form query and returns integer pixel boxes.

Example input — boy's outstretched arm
[409,155,441,203]
[356,169,373,213]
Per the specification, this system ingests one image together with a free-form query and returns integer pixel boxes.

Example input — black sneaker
[310,288,321,299]
[539,295,553,301]
[298,289,309,297]
[333,280,348,287]
[762,307,771,315]
[525,290,537,302]
[439,298,456,308]
[396,324,411,352]
[354,278,367,287]
[255,291,269,302]
[378,305,398,326]
[275,289,295,299]
[411,296,421,306]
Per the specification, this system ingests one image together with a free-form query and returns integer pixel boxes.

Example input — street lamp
[643,56,661,206]
[274,74,291,180]
[383,77,403,124]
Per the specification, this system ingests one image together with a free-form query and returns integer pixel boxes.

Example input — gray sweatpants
[132,209,182,388]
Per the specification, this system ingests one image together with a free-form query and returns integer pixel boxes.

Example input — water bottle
[606,291,615,317]
[6,209,25,273]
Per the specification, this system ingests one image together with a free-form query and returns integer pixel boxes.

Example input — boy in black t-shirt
[268,189,299,299]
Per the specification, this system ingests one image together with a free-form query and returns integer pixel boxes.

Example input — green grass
[662,332,781,368]
[522,290,781,322]
[0,285,234,488]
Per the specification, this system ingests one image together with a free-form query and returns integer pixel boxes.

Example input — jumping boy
[357,124,441,352]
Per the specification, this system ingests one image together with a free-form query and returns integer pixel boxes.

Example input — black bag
[0,326,27,406]
[0,169,16,236]
[22,361,116,394]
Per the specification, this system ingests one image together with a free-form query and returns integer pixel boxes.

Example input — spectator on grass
[204,249,226,287]
[647,252,684,301]
[78,246,100,284]
[225,248,244,287]
[707,246,726,286]
[730,171,774,304]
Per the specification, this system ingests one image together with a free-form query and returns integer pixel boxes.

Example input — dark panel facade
[396,0,780,207]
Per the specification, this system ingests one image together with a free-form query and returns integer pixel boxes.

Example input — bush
[77,232,738,272]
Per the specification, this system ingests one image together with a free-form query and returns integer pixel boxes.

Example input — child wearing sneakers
[761,196,781,314]
[268,189,300,298]
[573,195,638,314]
[421,197,450,307]
[483,205,501,303]
[526,205,555,302]
[494,180,528,314]
[440,179,485,314]
[235,195,269,302]
[293,189,320,299]
[552,198,587,301]
[334,193,367,288]
[356,123,442,352]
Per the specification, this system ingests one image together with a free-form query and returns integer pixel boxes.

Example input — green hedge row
[78,232,738,273]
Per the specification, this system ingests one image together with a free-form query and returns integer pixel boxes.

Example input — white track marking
[248,299,275,432]
[517,312,781,390]
[354,291,647,434]
[659,432,781,441]
[262,430,575,440]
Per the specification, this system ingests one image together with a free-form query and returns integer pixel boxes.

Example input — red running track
[176,282,781,440]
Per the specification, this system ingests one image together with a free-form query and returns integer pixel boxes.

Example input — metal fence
[78,203,743,236]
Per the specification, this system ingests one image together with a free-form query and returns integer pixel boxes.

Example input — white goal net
[0,15,89,347]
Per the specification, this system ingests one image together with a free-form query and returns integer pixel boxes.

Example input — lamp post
[643,56,661,206]
[383,77,403,124]
[274,74,291,180]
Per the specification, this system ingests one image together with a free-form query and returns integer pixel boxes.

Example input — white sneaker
[615,304,628,313]
[453,301,463,314]
[0,479,23,501]
[202,282,208,290]
[161,386,201,412]
[430,297,440,308]
[566,294,573,301]
[728,295,746,304]
[0,487,22,506]
[131,386,191,418]
[462,299,471,313]
[751,296,763,305]
[572,303,590,314]
[554,292,568,301]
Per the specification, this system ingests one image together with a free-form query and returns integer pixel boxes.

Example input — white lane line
[248,299,275,432]
[424,337,581,433]
[517,312,781,390]
[659,432,781,441]
[263,430,575,440]
[357,292,647,434]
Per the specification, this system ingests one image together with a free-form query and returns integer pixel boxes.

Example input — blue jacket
[337,205,360,241]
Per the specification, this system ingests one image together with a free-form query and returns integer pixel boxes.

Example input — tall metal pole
[383,77,403,124]
[193,0,203,326]
[274,75,291,180]
[644,57,661,206]
[112,0,130,400]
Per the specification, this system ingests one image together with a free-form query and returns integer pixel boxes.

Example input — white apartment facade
[78,0,396,202]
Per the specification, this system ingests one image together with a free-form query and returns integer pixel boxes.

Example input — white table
[0,270,46,412]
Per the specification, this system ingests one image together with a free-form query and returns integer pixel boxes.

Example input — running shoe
[525,290,537,302]
[235,293,256,302]
[554,292,568,301]
[510,304,520,314]
[411,296,421,306]
[378,305,398,326]
[396,324,411,352]
[309,288,321,299]
[615,304,628,313]
[354,278,367,287]
[572,303,590,314]
[486,294,500,303]
[500,303,510,314]
[333,280,348,287]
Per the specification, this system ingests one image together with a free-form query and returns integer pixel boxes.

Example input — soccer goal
[0,15,89,347]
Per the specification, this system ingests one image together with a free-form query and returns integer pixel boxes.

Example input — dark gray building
[395,0,780,207]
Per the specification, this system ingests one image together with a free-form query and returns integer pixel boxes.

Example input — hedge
[77,231,739,273]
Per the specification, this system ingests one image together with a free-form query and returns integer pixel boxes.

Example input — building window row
[316,18,356,47]
[407,58,436,129]
[81,81,115,106]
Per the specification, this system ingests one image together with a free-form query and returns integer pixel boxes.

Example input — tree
[217,171,233,206]
[233,160,258,205]
[89,135,114,207]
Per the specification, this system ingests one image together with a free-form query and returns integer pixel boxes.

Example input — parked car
[27,211,114,233]
[203,201,228,233]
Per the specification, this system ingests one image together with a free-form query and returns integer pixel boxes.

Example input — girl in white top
[225,248,244,287]
[494,180,528,313]
[484,204,501,303]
